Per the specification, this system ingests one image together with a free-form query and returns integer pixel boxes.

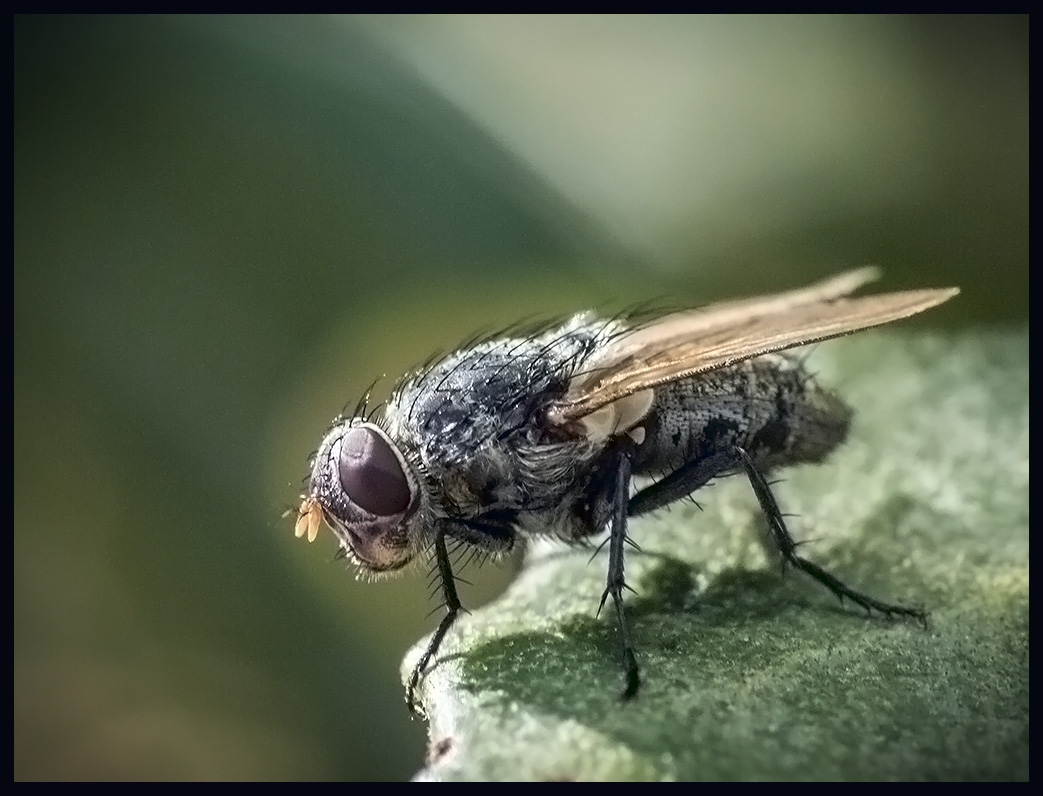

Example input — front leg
[406,528,460,716]
[406,516,515,716]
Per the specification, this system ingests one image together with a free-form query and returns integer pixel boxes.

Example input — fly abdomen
[632,353,852,477]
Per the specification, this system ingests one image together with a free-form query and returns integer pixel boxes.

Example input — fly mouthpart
[294,496,325,543]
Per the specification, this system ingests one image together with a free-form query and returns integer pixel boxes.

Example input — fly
[294,267,958,714]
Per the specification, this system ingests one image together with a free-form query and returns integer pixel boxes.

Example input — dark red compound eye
[338,427,412,516]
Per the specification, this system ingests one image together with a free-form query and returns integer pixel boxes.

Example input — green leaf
[405,330,1028,781]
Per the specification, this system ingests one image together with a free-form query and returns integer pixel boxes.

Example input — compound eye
[338,427,412,516]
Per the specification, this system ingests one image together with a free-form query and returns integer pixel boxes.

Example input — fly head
[298,420,423,573]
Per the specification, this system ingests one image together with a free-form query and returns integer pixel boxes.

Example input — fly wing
[548,272,959,429]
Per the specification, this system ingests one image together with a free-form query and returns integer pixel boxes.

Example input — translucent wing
[547,268,959,433]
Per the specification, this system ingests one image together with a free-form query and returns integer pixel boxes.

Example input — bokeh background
[14,15,1027,781]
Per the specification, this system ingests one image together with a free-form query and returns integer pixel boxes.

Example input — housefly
[294,267,958,713]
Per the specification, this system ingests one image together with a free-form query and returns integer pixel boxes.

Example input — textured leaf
[405,330,1028,781]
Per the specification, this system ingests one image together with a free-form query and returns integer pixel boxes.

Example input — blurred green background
[14,15,1026,781]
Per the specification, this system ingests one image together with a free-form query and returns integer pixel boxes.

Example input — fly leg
[407,517,514,716]
[604,448,738,700]
[406,528,460,716]
[734,446,927,626]
[629,445,925,629]
[598,447,641,699]
[629,449,737,518]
